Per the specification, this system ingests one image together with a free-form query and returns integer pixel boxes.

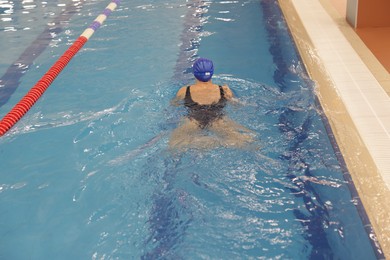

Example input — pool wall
[279,0,390,257]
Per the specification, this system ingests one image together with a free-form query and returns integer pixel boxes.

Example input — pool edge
[278,0,390,258]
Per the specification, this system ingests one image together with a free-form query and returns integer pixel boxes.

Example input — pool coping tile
[278,0,390,257]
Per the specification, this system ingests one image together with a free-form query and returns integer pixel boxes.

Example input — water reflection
[0,0,82,32]
[0,0,84,107]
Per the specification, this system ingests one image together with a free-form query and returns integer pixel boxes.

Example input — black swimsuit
[184,85,227,128]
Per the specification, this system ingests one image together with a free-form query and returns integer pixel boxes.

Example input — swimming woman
[169,58,255,150]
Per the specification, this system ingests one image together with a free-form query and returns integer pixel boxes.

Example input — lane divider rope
[0,0,121,137]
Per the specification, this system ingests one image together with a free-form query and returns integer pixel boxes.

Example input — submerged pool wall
[278,0,390,257]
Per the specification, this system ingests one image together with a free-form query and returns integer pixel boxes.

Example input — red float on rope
[0,36,88,136]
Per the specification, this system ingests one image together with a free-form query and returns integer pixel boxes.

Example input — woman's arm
[222,85,233,100]
[222,85,245,105]
[170,86,187,106]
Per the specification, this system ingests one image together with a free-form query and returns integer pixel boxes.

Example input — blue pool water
[0,0,383,259]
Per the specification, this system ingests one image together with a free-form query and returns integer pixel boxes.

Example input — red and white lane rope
[0,0,121,136]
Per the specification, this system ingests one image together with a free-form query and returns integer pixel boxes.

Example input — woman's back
[187,83,224,105]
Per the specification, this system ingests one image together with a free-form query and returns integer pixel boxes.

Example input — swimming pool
[0,0,383,259]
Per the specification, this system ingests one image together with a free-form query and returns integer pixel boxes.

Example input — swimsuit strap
[218,85,225,99]
[185,86,193,102]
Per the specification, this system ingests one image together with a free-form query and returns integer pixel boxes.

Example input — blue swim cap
[193,58,214,82]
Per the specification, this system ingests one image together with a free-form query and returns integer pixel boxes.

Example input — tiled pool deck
[279,0,390,257]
